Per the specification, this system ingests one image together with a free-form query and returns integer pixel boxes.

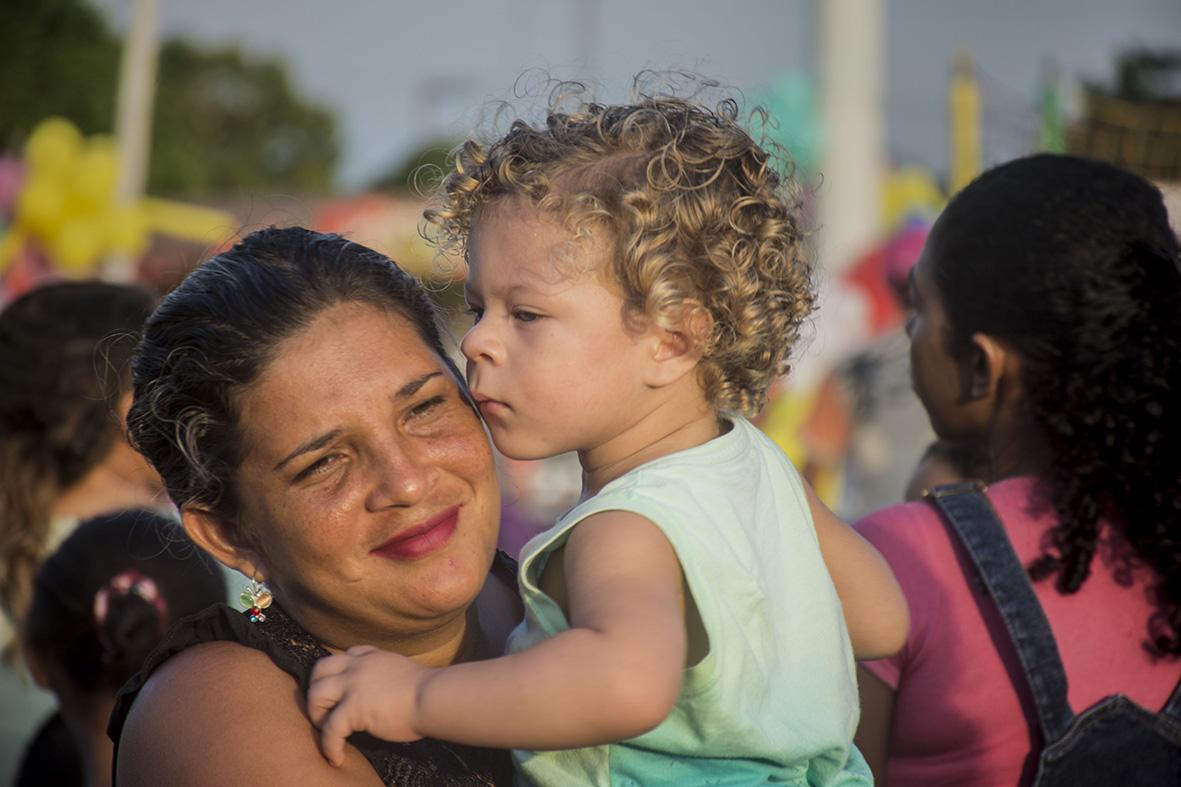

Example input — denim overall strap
[1162,672,1181,723]
[927,482,1074,741]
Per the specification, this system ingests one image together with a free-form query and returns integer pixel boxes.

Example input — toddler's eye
[465,306,484,323]
[904,310,918,337]
[512,310,541,323]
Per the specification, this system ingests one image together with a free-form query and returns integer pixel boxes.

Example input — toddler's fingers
[310,653,352,684]
[319,705,354,768]
[306,674,344,728]
[346,644,377,657]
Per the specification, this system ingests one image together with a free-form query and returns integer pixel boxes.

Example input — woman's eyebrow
[395,372,442,399]
[273,428,343,473]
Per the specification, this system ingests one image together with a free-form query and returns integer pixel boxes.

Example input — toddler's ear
[646,302,712,387]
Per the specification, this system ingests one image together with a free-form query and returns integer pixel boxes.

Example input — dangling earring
[240,575,273,623]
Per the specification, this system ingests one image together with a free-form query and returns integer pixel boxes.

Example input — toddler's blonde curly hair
[426,87,814,416]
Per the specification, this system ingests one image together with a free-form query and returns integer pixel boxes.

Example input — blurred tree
[0,0,120,148]
[0,1,339,196]
[368,140,457,194]
[150,41,339,195]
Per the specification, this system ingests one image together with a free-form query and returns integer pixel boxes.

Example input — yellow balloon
[24,117,83,181]
[106,204,150,256]
[16,176,66,237]
[881,168,945,230]
[51,219,103,274]
[0,228,27,274]
[73,138,119,207]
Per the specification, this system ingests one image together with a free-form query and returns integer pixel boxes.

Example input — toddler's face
[461,199,661,462]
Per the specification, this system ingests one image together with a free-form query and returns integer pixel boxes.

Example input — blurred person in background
[16,510,224,787]
[855,154,1181,786]
[0,281,163,785]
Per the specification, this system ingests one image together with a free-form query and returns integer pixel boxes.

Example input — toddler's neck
[579,404,722,497]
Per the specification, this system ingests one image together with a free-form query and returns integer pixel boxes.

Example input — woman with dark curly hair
[854,154,1181,786]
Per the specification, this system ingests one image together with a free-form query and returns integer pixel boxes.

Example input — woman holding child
[111,89,906,786]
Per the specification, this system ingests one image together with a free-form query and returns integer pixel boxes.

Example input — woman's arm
[308,510,687,760]
[805,481,909,659]
[854,665,896,786]
[117,641,382,787]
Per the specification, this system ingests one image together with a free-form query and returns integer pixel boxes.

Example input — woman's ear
[180,506,266,582]
[958,332,1012,404]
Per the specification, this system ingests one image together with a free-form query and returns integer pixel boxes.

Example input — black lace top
[109,564,518,786]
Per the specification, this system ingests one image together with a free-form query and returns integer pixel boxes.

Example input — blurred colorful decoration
[755,73,823,174]
[949,49,982,194]
[0,117,238,295]
[1,117,150,277]
[756,165,941,509]
[314,193,457,281]
[140,197,236,245]
[1039,61,1066,153]
[880,166,944,230]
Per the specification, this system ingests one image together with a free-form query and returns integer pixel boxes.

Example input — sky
[90,0,1181,191]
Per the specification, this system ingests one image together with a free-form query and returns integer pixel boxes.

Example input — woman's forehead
[236,306,450,443]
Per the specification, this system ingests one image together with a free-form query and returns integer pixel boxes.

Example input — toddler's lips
[371,506,460,560]
[472,393,509,417]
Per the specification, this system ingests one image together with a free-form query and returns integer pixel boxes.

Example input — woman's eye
[294,454,339,482]
[409,395,445,419]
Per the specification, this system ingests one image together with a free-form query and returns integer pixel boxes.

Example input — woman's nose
[460,319,503,366]
[366,441,437,510]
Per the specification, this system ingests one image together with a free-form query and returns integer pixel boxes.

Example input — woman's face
[906,246,975,442]
[229,302,500,650]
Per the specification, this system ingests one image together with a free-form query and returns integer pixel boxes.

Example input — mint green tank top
[508,417,871,786]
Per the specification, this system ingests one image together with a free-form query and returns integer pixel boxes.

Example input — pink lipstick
[371,506,460,560]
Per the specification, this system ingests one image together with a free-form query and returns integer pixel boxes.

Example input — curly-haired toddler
[308,89,903,786]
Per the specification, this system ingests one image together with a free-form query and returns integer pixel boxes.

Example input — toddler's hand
[307,645,430,766]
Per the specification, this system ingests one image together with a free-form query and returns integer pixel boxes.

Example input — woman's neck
[314,603,488,668]
[985,402,1049,482]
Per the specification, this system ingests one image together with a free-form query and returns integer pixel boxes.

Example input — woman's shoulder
[115,638,385,786]
[112,602,515,787]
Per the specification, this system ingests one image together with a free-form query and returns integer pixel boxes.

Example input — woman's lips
[371,506,460,560]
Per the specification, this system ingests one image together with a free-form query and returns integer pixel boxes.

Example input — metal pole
[109,0,159,280]
[114,0,160,204]
[817,0,885,273]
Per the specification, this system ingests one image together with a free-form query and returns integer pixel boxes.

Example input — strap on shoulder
[926,481,1075,739]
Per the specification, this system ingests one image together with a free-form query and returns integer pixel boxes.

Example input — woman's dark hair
[127,226,453,532]
[24,509,224,694]
[928,153,1181,655]
[0,282,155,641]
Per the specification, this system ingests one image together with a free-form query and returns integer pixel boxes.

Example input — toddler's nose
[460,320,503,366]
